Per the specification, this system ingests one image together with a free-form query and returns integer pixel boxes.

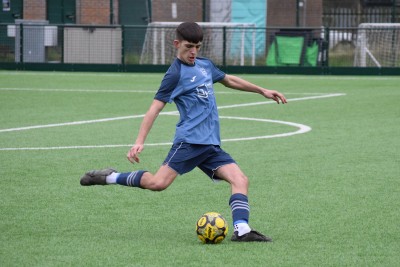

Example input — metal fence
[323,6,400,27]
[0,22,399,68]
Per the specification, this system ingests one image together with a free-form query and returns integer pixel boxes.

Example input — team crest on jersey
[199,68,208,77]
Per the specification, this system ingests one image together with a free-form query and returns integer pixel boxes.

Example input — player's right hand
[127,144,143,164]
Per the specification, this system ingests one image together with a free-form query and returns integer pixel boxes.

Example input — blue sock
[229,193,250,226]
[116,170,147,189]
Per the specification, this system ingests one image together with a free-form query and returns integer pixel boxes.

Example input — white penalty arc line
[0,117,311,151]
[0,93,345,133]
[220,116,311,142]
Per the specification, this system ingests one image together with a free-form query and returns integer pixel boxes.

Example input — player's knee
[147,180,170,191]
[233,173,249,189]
[152,184,169,191]
[140,172,174,191]
[241,174,249,188]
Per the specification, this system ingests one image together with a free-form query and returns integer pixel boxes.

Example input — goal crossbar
[140,22,257,65]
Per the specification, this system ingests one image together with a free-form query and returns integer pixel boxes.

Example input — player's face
[174,40,202,65]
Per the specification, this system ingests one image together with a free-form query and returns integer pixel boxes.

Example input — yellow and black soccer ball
[196,212,228,244]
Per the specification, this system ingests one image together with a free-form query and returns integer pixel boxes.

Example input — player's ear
[173,40,181,49]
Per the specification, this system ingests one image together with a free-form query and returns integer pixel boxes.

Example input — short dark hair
[176,22,203,43]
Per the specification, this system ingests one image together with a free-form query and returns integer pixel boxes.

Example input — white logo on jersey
[196,87,208,98]
[200,68,207,77]
[196,83,213,98]
[190,76,196,82]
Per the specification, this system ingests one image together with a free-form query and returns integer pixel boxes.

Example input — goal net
[140,22,257,66]
[354,23,400,67]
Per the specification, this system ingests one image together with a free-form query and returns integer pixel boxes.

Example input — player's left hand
[127,144,143,164]
[263,90,287,104]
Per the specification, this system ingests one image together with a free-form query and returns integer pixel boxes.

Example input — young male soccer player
[80,22,287,242]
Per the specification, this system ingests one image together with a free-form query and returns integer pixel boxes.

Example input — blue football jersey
[155,57,226,145]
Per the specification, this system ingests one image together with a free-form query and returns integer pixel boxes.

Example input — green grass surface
[0,71,399,266]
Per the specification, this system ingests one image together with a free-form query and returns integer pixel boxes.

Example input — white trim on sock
[234,222,251,236]
[106,172,120,184]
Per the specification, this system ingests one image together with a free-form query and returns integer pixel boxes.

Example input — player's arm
[219,74,287,104]
[127,99,166,164]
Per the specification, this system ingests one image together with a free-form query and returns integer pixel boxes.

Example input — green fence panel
[266,35,305,66]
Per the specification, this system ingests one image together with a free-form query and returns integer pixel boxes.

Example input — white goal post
[140,22,257,66]
[354,23,400,67]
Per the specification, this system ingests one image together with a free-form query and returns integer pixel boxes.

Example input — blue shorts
[163,142,236,179]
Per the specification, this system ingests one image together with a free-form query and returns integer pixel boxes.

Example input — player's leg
[80,142,193,190]
[215,163,272,242]
[214,163,248,195]
[80,165,178,191]
[214,164,251,233]
[139,165,178,191]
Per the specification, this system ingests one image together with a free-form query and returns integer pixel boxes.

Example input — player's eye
[185,44,201,49]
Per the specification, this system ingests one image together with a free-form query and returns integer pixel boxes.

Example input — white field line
[219,117,312,142]
[0,117,311,151]
[0,143,172,151]
[0,88,156,93]
[0,87,330,95]
[0,87,261,95]
[0,93,344,151]
[0,93,344,134]
[0,114,143,133]
[1,71,399,80]
[217,93,345,110]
